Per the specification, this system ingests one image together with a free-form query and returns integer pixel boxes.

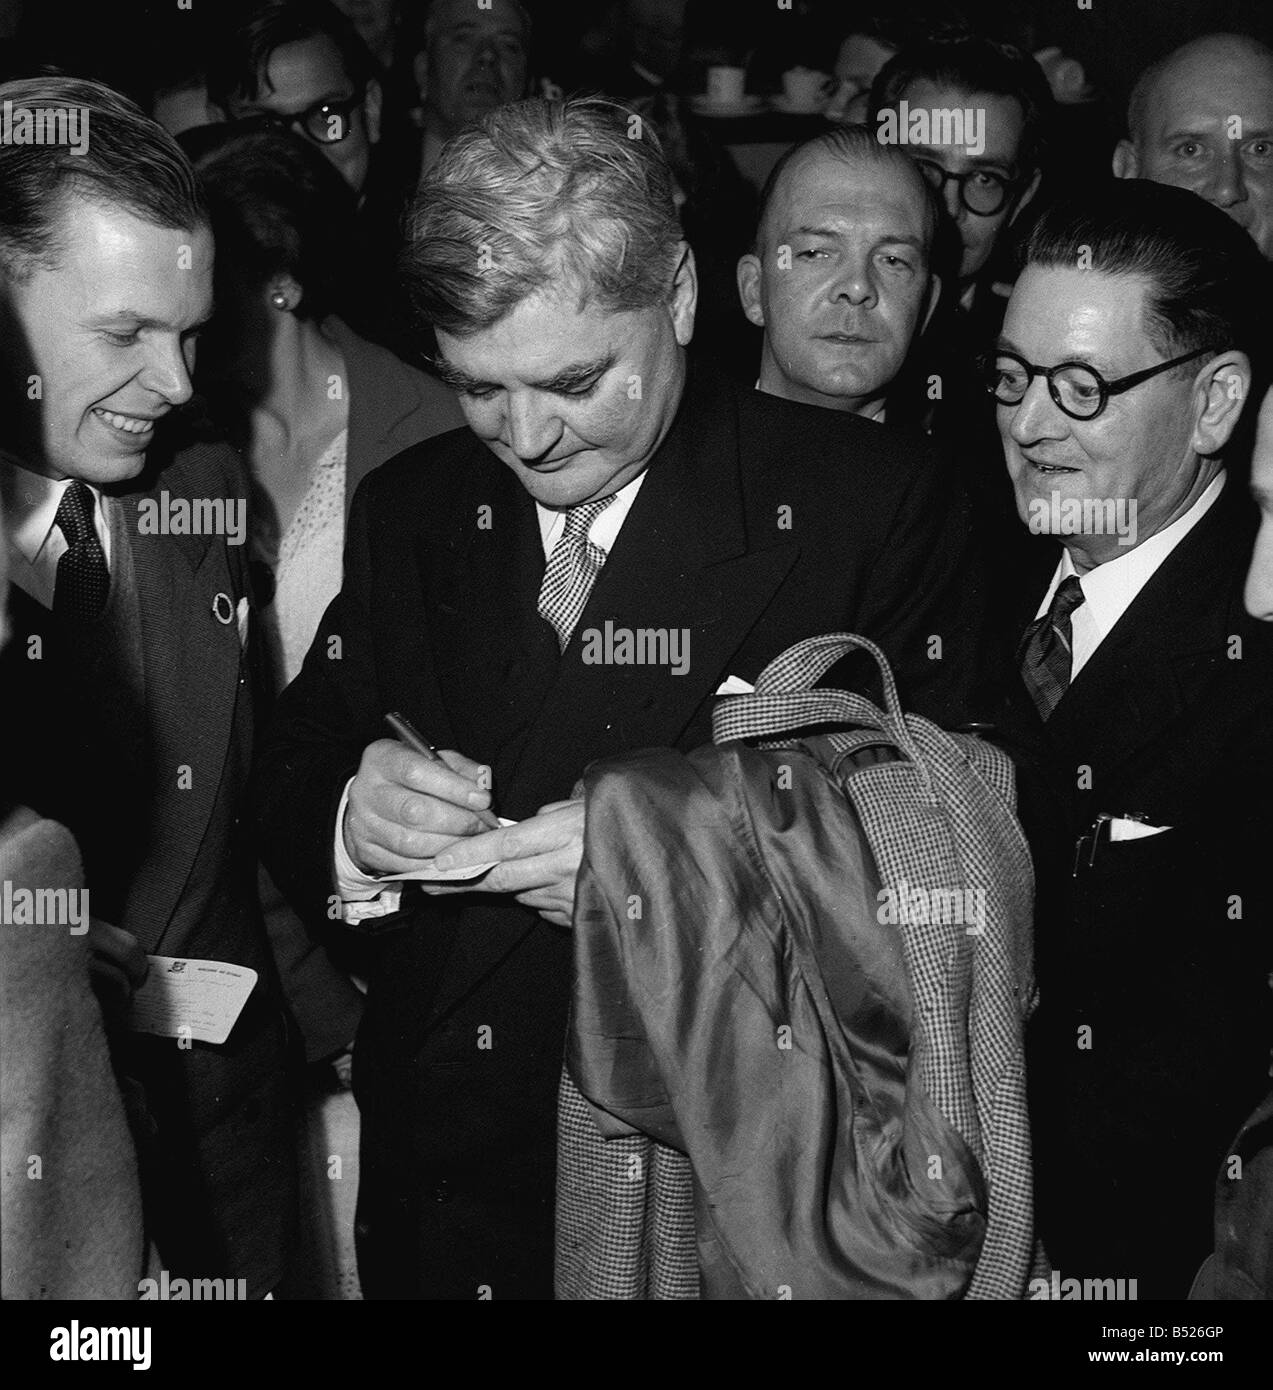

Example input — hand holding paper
[431,799,585,928]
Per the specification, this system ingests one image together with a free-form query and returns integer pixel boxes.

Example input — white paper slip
[1109,818,1172,841]
[129,956,258,1045]
[374,818,518,883]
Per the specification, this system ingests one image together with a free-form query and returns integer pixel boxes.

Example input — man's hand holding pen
[341,714,585,928]
[342,738,500,875]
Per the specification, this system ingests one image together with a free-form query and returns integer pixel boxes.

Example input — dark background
[2,0,1271,135]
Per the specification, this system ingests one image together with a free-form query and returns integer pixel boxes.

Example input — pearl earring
[271,291,289,310]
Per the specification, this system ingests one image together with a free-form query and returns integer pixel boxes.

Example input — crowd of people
[1,0,1272,1305]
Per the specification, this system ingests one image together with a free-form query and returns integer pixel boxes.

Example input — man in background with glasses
[207,0,383,198]
[869,33,1050,329]
[206,1,420,354]
[866,32,1054,572]
[991,180,1273,1298]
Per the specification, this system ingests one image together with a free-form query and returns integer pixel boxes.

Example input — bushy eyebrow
[88,309,211,333]
[431,351,617,394]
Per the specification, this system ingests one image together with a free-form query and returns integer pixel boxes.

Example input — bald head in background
[737,129,941,418]
[1114,32,1273,258]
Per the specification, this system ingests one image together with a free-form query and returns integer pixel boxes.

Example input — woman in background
[191,126,463,1299]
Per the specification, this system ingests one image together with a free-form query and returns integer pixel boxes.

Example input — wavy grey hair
[402,96,684,335]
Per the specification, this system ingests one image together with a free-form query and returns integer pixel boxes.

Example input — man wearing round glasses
[869,34,1049,316]
[994,181,1273,1299]
[207,0,384,198]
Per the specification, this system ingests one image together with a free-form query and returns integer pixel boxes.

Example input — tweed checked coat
[558,634,1039,1299]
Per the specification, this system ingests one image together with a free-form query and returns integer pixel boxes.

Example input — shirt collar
[1041,472,1226,628]
[536,469,648,556]
[1,459,106,566]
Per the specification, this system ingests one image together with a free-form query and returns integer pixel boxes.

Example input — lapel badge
[212,591,235,625]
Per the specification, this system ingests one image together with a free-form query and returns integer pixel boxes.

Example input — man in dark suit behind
[0,77,296,1296]
[256,95,993,1300]
[987,182,1273,1298]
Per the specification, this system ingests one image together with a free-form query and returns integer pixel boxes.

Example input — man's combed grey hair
[402,96,685,335]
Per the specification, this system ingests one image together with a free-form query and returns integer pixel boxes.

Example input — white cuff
[333,778,402,921]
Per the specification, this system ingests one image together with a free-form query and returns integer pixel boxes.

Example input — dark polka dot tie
[53,480,110,621]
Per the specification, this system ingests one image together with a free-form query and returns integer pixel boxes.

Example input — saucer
[689,93,765,117]
[770,93,829,115]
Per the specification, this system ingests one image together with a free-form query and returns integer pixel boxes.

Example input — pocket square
[715,674,755,695]
[1109,817,1171,841]
[236,595,250,647]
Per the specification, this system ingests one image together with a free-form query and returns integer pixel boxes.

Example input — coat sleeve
[253,468,409,933]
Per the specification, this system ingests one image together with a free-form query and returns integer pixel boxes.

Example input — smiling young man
[989,181,1273,1298]
[256,95,993,1299]
[0,77,297,1297]
[736,125,943,421]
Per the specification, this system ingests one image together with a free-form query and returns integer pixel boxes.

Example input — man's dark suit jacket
[257,316,464,1066]
[256,358,993,1300]
[999,479,1273,1299]
[2,434,297,1297]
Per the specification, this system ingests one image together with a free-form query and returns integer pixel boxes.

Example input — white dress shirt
[333,471,648,917]
[1034,472,1225,681]
[3,460,112,610]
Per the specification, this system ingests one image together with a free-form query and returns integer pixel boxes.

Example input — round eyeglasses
[914,158,1017,216]
[984,346,1214,421]
[233,90,365,146]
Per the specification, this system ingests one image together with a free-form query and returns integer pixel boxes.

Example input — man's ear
[920,272,943,335]
[363,77,383,146]
[670,242,698,346]
[1193,349,1251,455]
[736,253,766,328]
[1111,139,1139,179]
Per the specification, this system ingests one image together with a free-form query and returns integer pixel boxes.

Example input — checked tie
[53,480,110,622]
[537,497,615,651]
[1018,575,1086,721]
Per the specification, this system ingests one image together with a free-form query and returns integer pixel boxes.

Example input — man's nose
[831,258,877,307]
[940,180,965,222]
[505,394,562,460]
[1244,525,1273,620]
[1205,149,1248,209]
[1007,372,1067,445]
[139,338,194,406]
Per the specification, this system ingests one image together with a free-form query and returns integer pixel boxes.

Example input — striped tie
[1018,575,1086,720]
[537,497,615,651]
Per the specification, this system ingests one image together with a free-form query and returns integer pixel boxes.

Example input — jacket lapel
[1044,481,1250,790]
[426,463,560,780]
[118,460,244,953]
[502,362,798,812]
[422,364,798,1025]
